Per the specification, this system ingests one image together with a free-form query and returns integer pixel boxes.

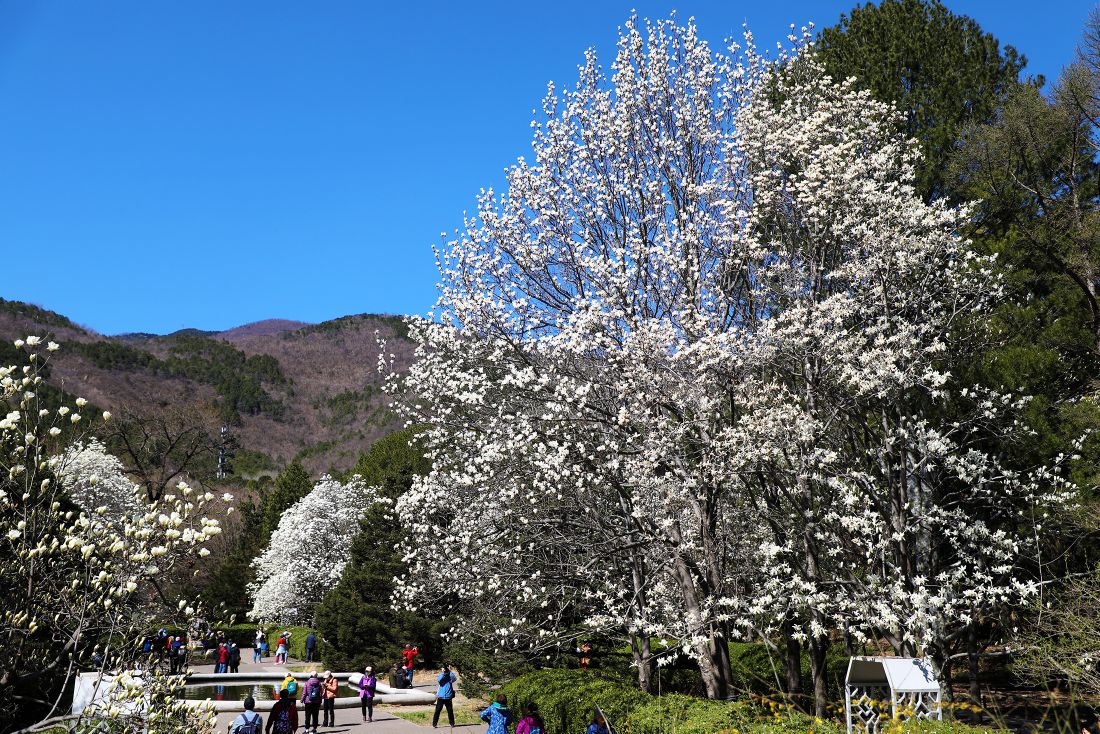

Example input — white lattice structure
[845,657,942,734]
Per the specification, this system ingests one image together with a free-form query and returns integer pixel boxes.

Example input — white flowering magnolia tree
[0,337,223,734]
[390,15,1078,713]
[248,474,379,624]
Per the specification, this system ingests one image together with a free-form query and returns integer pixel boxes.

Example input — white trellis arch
[845,656,942,734]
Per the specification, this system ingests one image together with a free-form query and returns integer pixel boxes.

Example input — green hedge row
[266,625,323,662]
[498,670,1004,734]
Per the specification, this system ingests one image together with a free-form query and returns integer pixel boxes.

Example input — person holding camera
[432,664,458,728]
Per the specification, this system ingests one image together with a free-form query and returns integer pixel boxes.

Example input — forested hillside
[0,297,413,475]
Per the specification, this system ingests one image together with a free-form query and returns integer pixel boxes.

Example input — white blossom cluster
[0,338,224,730]
[387,16,1078,696]
[54,438,145,530]
[247,474,379,623]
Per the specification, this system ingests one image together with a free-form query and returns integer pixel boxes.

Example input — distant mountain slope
[0,300,415,474]
[220,319,311,341]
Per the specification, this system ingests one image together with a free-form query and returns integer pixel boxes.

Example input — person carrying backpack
[266,688,298,734]
[302,671,322,733]
[432,664,458,728]
[231,696,264,734]
[516,703,544,734]
[479,694,513,734]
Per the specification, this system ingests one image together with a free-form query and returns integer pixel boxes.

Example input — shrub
[623,694,756,734]
[267,626,323,662]
[893,720,1004,734]
[500,670,650,734]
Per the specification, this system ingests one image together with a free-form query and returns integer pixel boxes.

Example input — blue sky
[1,1,1092,335]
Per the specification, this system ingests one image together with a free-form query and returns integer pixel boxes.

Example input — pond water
[182,683,281,702]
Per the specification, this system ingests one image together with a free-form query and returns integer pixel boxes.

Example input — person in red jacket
[266,688,298,734]
[217,643,230,674]
[401,644,419,682]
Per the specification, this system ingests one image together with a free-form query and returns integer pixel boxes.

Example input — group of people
[140,630,188,673]
[215,641,242,673]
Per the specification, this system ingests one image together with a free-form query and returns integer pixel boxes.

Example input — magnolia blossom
[390,15,1077,708]
[248,475,380,623]
[54,438,144,527]
[0,338,223,731]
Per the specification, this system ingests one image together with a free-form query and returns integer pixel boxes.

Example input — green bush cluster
[499,670,650,734]
[266,625,322,662]
[495,670,1001,734]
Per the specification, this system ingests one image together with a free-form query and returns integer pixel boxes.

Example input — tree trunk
[630,634,653,693]
[808,633,830,718]
[669,551,731,699]
[967,621,982,723]
[782,620,803,708]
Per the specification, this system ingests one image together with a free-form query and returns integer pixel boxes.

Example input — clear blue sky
[1,1,1092,335]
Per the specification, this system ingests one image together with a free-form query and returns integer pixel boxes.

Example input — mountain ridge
[0,298,416,475]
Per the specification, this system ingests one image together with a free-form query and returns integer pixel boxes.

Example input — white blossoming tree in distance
[248,475,379,624]
[55,438,145,528]
[391,15,1078,711]
[0,338,224,734]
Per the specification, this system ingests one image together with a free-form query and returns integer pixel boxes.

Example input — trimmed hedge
[500,670,650,734]
[266,625,323,662]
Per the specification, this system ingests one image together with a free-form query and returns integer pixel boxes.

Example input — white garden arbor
[845,656,942,734]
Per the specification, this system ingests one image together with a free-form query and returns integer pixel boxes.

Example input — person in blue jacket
[586,711,609,734]
[480,694,513,734]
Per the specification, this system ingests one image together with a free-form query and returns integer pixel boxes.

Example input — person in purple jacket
[359,665,377,722]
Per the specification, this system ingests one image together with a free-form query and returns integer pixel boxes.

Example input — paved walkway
[201,650,483,734]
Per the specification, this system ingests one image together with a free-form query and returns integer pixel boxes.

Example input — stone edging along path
[182,672,437,713]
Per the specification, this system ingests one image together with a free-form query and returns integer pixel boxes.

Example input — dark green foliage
[726,642,849,700]
[231,449,277,478]
[261,461,313,537]
[817,0,1028,202]
[198,462,313,617]
[499,669,650,734]
[315,430,436,671]
[266,625,323,661]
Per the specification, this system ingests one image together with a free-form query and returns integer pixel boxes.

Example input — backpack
[304,679,321,704]
[234,712,261,734]
[285,679,299,695]
[273,706,292,734]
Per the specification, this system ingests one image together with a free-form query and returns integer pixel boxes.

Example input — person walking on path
[266,688,298,734]
[432,664,458,728]
[321,671,338,727]
[254,630,264,664]
[480,694,513,734]
[301,671,322,733]
[358,666,377,722]
[516,704,544,734]
[305,631,317,663]
[230,696,264,734]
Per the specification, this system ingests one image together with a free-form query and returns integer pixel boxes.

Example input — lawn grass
[386,704,485,727]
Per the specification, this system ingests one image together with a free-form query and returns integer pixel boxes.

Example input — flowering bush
[0,337,223,733]
[248,474,379,624]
